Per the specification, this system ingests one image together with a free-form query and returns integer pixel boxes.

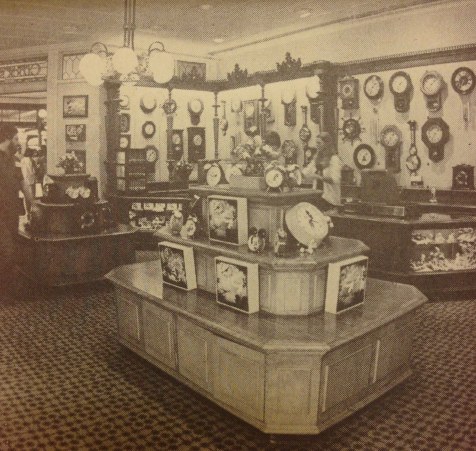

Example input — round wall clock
[364,75,384,101]
[389,71,413,113]
[420,70,445,111]
[140,94,157,113]
[380,125,402,150]
[285,202,329,247]
[451,67,475,95]
[145,145,158,163]
[188,98,204,125]
[231,98,243,113]
[119,135,131,149]
[162,98,177,115]
[142,121,156,138]
[421,117,450,163]
[353,144,376,170]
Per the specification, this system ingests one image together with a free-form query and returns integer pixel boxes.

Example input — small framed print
[65,124,86,142]
[63,95,88,118]
[208,195,248,246]
[325,256,369,314]
[158,241,197,291]
[215,256,259,314]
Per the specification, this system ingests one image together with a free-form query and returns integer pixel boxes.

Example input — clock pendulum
[363,74,384,145]
[405,120,422,176]
[212,92,220,160]
[451,66,475,129]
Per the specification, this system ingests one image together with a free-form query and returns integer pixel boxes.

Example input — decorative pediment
[276,53,302,74]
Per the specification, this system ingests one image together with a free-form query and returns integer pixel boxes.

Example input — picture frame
[208,195,248,246]
[215,256,259,314]
[158,241,197,291]
[65,124,86,142]
[325,255,369,314]
[63,95,88,118]
[120,113,131,133]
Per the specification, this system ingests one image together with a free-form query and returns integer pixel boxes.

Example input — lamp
[80,0,174,86]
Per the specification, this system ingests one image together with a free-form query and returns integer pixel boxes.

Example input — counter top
[106,260,427,353]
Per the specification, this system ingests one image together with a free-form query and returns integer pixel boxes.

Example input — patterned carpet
[0,266,475,450]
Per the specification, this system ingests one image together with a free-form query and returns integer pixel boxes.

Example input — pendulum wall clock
[420,70,445,112]
[243,100,259,133]
[380,125,402,172]
[389,71,413,113]
[306,75,323,130]
[188,98,204,125]
[187,127,206,162]
[281,88,296,127]
[338,76,359,110]
[421,117,450,163]
[451,66,475,129]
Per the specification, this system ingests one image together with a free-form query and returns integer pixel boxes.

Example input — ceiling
[0,0,454,53]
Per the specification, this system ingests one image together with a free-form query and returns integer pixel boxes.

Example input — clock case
[389,71,413,113]
[421,117,450,163]
[452,164,475,190]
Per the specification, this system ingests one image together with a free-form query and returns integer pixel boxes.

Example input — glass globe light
[37,109,47,119]
[149,51,174,84]
[112,47,138,75]
[79,53,106,86]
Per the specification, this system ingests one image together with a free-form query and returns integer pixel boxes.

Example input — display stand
[106,260,427,435]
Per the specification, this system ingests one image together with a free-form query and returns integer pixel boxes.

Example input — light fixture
[80,0,174,86]
[213,37,225,43]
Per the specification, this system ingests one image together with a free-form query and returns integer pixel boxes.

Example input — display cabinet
[114,148,155,193]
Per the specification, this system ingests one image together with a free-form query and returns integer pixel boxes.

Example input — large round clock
[353,144,376,170]
[451,67,475,95]
[285,202,329,247]
[364,75,384,101]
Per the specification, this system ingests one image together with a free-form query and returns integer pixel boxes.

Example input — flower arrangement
[56,150,83,174]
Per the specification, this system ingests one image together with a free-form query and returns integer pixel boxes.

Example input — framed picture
[158,241,197,291]
[65,124,86,142]
[215,256,259,314]
[63,95,88,118]
[74,149,86,174]
[120,113,131,133]
[208,195,248,246]
[325,256,369,314]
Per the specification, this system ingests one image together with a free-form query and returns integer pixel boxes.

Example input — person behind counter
[302,132,343,211]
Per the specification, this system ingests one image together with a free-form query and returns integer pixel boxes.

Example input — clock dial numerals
[391,75,408,94]
[145,146,158,163]
[364,75,384,100]
[421,118,450,163]
[427,125,443,144]
[380,125,402,150]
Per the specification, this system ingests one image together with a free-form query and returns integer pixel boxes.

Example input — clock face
[281,88,296,105]
[455,170,468,185]
[189,98,204,114]
[225,165,243,182]
[452,67,475,95]
[391,74,409,94]
[231,99,242,112]
[244,103,255,117]
[364,75,384,99]
[206,165,222,186]
[421,71,443,96]
[193,134,203,146]
[426,124,443,144]
[340,82,355,99]
[120,135,130,149]
[146,146,158,163]
[353,144,375,170]
[265,168,284,189]
[285,202,329,246]
[382,129,400,148]
[142,121,156,138]
[172,133,181,145]
[306,76,321,99]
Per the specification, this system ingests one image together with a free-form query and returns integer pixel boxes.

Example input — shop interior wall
[337,60,476,189]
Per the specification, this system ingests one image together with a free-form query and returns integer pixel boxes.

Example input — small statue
[169,209,184,235]
[429,186,438,203]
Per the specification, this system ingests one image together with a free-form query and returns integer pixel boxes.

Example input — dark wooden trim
[336,43,476,76]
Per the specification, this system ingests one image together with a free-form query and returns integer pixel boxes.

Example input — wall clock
[341,117,362,145]
[451,67,475,95]
[120,113,130,133]
[168,129,183,160]
[421,117,450,163]
[380,125,402,172]
[145,145,158,163]
[451,67,475,127]
[119,135,131,149]
[389,71,413,113]
[306,76,322,126]
[162,98,177,115]
[188,98,204,125]
[353,144,376,170]
[119,94,130,110]
[405,121,421,174]
[142,121,156,138]
[299,106,312,143]
[220,100,229,135]
[187,127,205,162]
[231,98,242,126]
[364,75,384,101]
[140,94,157,113]
[281,88,296,127]
[243,100,259,133]
[285,202,329,247]
[338,76,359,110]
[420,70,445,112]
[452,164,474,190]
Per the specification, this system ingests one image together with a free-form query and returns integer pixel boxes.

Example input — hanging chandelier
[80,0,174,86]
